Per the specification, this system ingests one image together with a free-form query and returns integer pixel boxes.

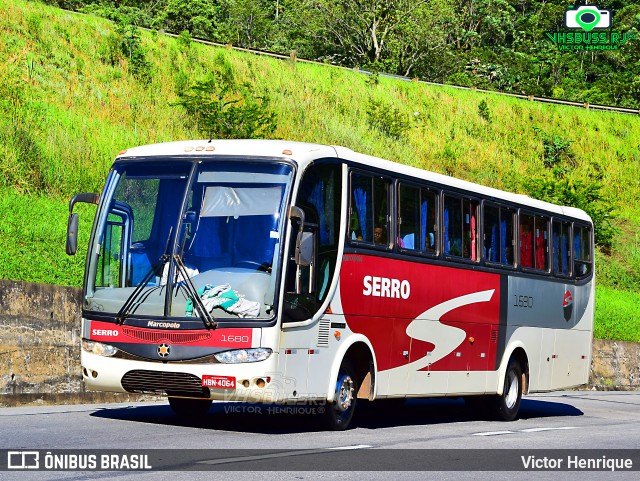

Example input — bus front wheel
[168,397,213,418]
[322,359,358,430]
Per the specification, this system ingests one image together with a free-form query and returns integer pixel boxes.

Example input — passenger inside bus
[374,225,387,244]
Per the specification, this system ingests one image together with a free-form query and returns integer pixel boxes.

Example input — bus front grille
[122,326,212,344]
[121,370,210,398]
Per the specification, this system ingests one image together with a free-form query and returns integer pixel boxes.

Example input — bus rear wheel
[168,397,213,418]
[492,360,523,421]
[322,359,358,431]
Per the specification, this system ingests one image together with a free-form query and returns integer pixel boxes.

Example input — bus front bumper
[80,351,287,403]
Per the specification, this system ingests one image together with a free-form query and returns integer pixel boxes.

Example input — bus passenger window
[535,215,549,271]
[443,195,479,262]
[444,195,463,257]
[423,189,437,252]
[573,224,592,277]
[520,213,549,271]
[398,185,437,253]
[484,205,500,263]
[350,172,390,246]
[553,220,571,276]
[399,184,419,250]
[484,204,515,267]
[463,199,480,261]
[519,214,534,268]
[444,195,477,261]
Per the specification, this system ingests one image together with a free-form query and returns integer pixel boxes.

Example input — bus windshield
[85,159,293,322]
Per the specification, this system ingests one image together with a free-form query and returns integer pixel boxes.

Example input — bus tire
[322,359,358,430]
[168,397,212,418]
[492,360,523,421]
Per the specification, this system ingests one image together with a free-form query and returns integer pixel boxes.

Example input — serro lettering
[362,275,410,299]
[92,329,119,336]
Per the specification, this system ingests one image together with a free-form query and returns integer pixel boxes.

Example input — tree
[173,73,278,140]
[219,0,275,49]
[162,0,223,40]
[446,0,516,50]
[300,0,431,66]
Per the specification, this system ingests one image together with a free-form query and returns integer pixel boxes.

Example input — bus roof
[117,139,592,223]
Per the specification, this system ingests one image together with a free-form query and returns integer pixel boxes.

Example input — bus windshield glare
[85,159,293,322]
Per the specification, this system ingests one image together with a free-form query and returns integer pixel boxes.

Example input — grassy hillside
[1,0,639,341]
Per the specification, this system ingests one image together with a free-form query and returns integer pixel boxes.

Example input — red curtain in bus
[520,224,533,268]
[470,206,477,262]
[535,228,546,270]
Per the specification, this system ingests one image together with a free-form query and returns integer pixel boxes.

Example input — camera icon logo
[565,5,611,31]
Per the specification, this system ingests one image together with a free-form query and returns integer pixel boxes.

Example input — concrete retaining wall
[0,279,638,406]
[0,280,83,397]
[591,339,640,390]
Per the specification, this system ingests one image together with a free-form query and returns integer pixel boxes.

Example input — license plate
[202,375,236,389]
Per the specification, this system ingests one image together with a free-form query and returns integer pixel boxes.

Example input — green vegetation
[42,0,640,110]
[173,65,278,139]
[0,188,93,285]
[1,1,640,341]
[595,287,640,342]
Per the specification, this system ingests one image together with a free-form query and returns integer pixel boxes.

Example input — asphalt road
[1,391,639,480]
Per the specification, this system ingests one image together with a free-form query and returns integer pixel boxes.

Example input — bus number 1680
[514,295,533,308]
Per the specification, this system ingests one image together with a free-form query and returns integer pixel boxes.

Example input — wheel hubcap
[336,375,354,413]
[505,370,518,409]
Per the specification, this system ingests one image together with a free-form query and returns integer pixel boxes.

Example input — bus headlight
[82,340,118,357]
[214,348,272,364]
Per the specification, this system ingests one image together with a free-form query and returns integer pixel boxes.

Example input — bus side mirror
[289,206,315,266]
[66,192,99,256]
[296,231,315,267]
[289,205,316,295]
[66,213,79,256]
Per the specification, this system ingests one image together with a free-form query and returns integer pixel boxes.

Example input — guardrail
[61,6,640,117]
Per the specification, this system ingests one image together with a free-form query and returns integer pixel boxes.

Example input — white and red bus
[66,140,594,429]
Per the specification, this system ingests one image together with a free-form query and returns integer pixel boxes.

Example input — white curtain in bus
[200,186,282,217]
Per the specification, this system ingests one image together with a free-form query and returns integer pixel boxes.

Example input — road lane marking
[473,426,579,436]
[472,431,515,436]
[519,427,579,433]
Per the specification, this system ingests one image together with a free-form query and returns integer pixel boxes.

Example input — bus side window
[484,204,499,263]
[443,195,462,257]
[502,208,515,266]
[519,213,534,268]
[444,195,477,261]
[553,220,571,276]
[398,184,419,250]
[574,224,592,277]
[350,172,390,246]
[422,188,437,252]
[535,215,550,271]
[350,173,371,241]
[462,199,479,261]
[485,204,515,267]
[97,213,126,288]
[520,212,549,272]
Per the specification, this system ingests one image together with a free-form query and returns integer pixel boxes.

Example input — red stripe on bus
[87,320,252,348]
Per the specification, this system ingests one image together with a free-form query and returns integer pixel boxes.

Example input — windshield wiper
[116,228,173,325]
[173,253,217,330]
[173,231,217,329]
